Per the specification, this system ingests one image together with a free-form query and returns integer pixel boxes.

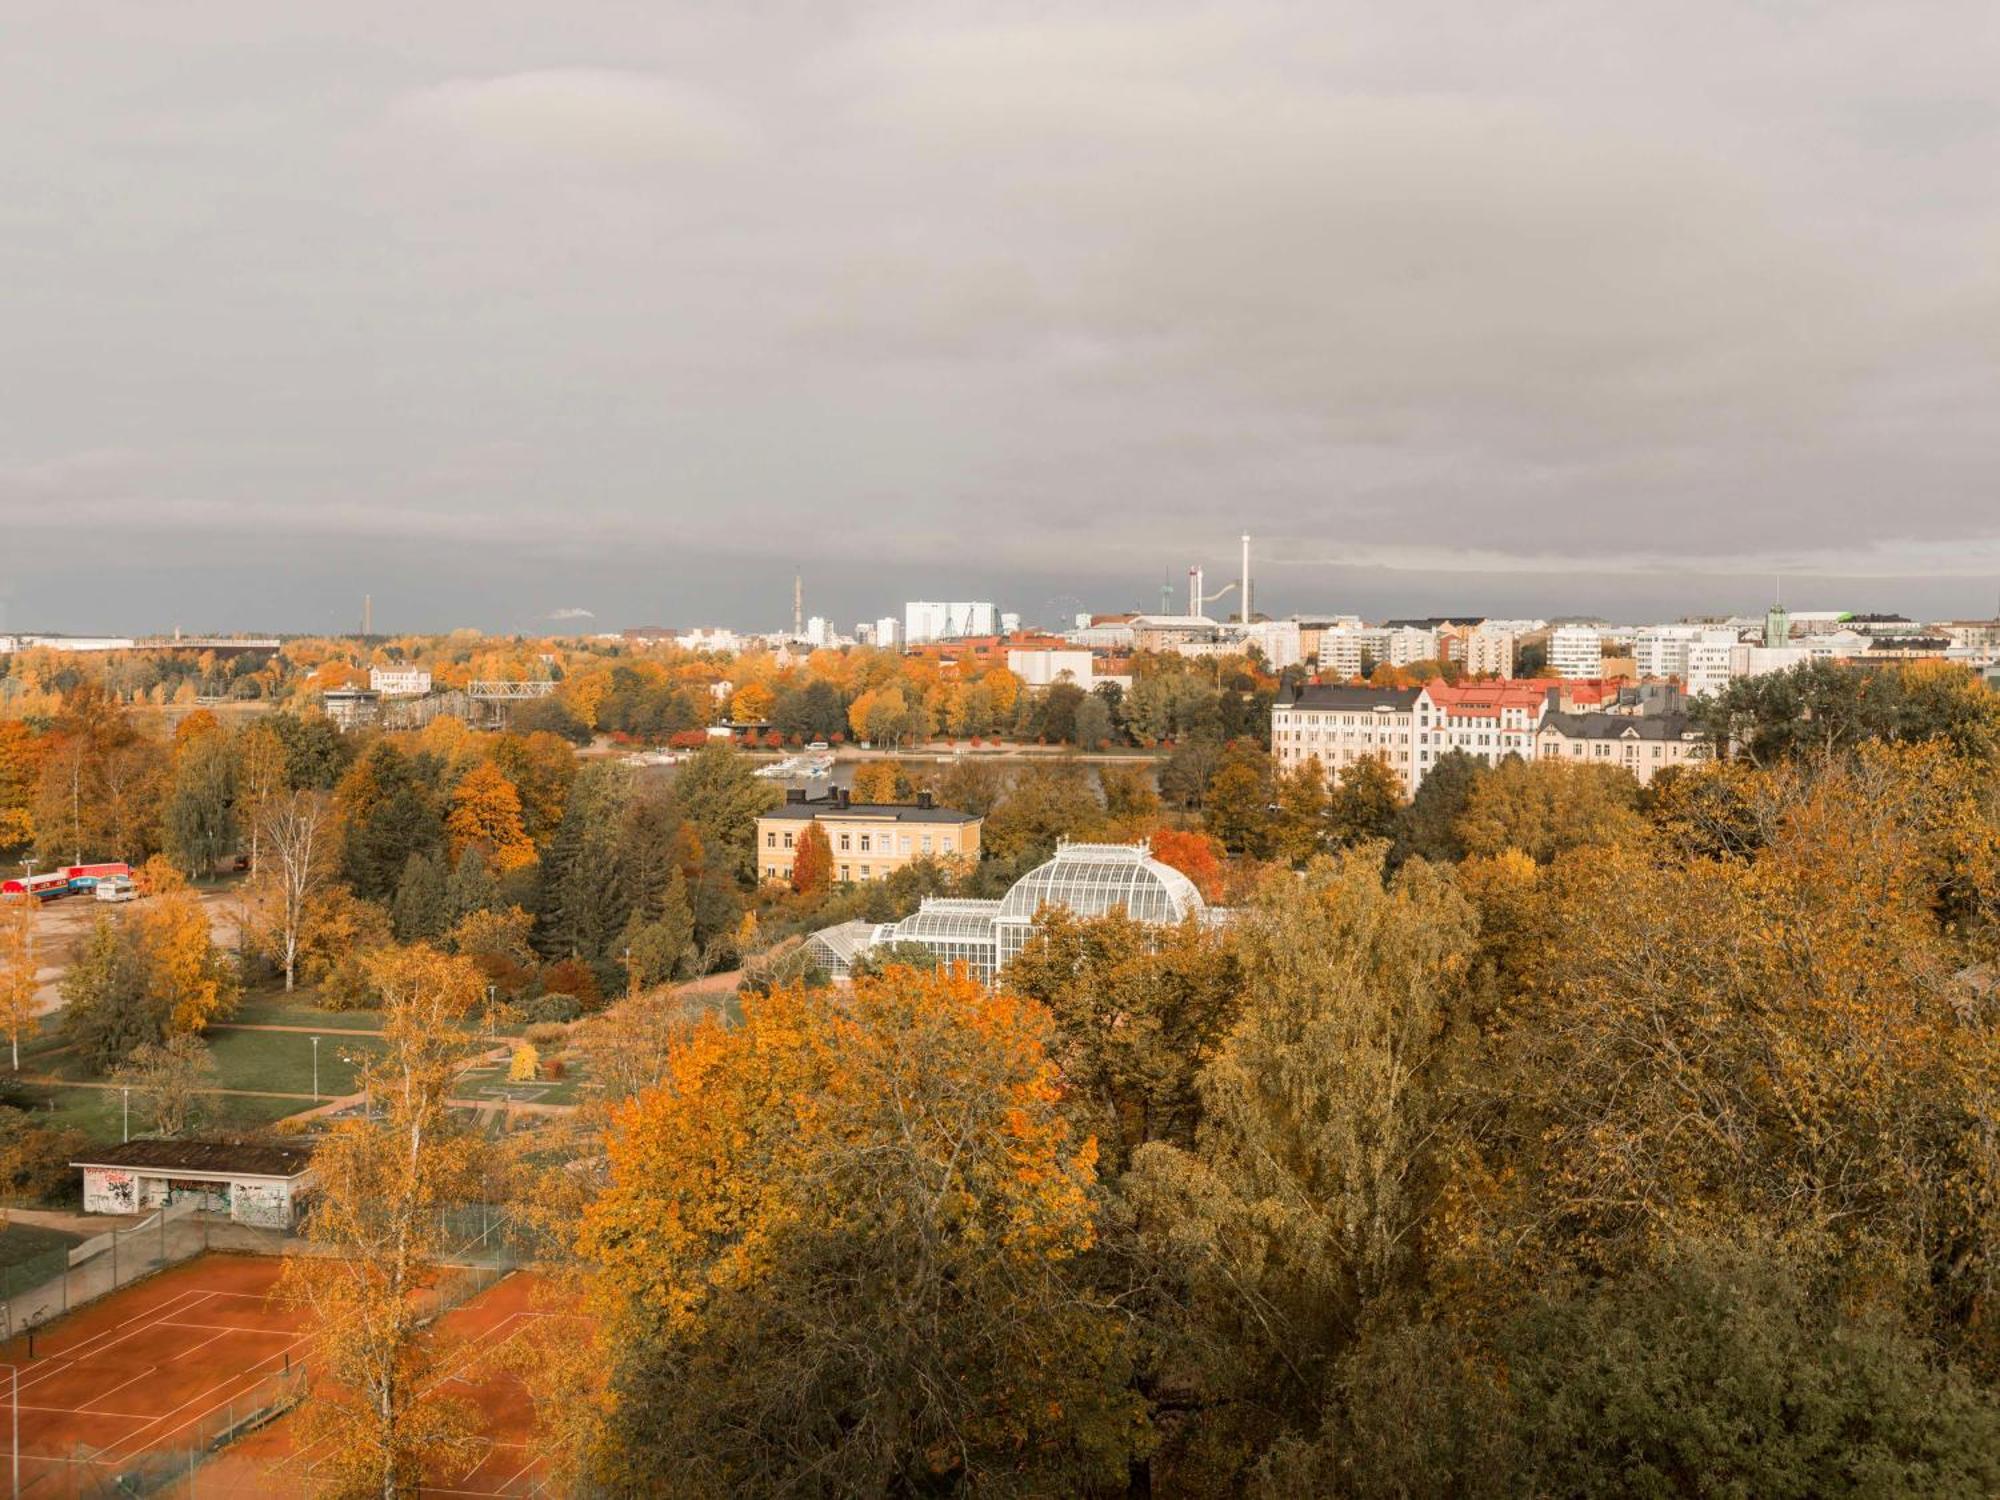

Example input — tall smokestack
[793,570,803,639]
[1188,566,1203,616]
[362,594,371,637]
[1239,534,1252,623]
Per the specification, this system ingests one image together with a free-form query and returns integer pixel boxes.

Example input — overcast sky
[4,3,1998,634]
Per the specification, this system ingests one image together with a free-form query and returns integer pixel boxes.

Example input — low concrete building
[74,1140,316,1229]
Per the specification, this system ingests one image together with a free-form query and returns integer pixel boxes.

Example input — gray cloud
[3,2,1998,632]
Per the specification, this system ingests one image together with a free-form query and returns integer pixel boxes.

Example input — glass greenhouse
[803,840,1216,985]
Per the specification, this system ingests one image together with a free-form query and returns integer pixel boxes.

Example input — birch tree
[260,789,331,992]
[0,894,37,1070]
[280,946,485,1498]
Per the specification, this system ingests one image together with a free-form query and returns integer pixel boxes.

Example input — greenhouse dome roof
[995,841,1206,927]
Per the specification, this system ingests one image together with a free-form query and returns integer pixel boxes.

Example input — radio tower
[793,570,804,639]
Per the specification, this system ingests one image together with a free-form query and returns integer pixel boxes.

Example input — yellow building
[758,788,983,885]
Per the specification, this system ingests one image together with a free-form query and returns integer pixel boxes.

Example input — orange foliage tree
[789,821,832,895]
[578,966,1143,1494]
[445,762,536,871]
[1149,827,1226,902]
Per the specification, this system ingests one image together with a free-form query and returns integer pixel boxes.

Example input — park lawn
[0,1221,81,1271]
[201,1026,384,1098]
[229,989,383,1033]
[0,1085,302,1145]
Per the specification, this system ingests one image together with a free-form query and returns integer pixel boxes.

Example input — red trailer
[1,871,75,901]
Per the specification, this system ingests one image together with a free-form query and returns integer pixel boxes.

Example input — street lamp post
[486,984,495,1039]
[311,1036,320,1102]
[121,1087,129,1144]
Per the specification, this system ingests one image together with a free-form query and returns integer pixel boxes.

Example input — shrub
[513,993,582,1026]
[525,1020,572,1049]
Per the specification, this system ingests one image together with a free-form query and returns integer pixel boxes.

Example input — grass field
[1,1084,305,1143]
[0,1220,81,1271]
[230,992,383,1032]
[202,1026,384,1098]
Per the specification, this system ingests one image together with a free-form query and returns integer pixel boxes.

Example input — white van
[95,875,138,903]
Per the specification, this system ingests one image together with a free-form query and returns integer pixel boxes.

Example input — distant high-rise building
[1548,626,1606,680]
[904,601,998,643]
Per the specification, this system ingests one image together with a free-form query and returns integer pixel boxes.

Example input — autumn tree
[1148,827,1226,903]
[0,895,37,1070]
[130,882,238,1033]
[258,789,332,991]
[982,760,1104,861]
[1455,756,1644,863]
[850,759,906,804]
[578,967,1143,1495]
[1124,851,1476,1487]
[1269,758,1330,864]
[281,947,487,1499]
[1004,907,1241,1171]
[1327,755,1404,847]
[1202,740,1274,855]
[162,728,238,880]
[111,1034,219,1137]
[789,821,832,895]
[445,762,536,871]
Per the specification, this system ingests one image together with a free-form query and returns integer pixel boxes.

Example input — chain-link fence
[0,1200,267,1345]
[14,1362,307,1498]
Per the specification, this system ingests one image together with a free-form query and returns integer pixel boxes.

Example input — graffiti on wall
[86,1169,138,1213]
[233,1180,291,1229]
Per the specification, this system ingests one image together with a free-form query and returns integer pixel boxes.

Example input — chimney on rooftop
[916,790,934,810]
[786,787,806,804]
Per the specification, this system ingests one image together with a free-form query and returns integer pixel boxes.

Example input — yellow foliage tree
[445,762,536,871]
[509,1042,539,1082]
[280,947,487,1498]
[135,884,239,1033]
[0,895,37,1070]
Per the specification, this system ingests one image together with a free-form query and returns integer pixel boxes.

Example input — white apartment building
[1008,649,1095,688]
[1271,685,1422,788]
[1536,713,1709,786]
[1414,682,1551,785]
[1461,625,1517,679]
[1233,619,1305,671]
[1274,679,1555,796]
[905,601,998,643]
[1316,625,1439,679]
[1548,626,1606,680]
[368,666,432,697]
[1686,641,1736,699]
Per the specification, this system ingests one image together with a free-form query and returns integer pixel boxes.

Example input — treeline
[531,669,2000,1496]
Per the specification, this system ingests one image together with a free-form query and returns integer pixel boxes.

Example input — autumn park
[1,634,1999,1496]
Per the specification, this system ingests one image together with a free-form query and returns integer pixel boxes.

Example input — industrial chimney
[1188,566,1203,617]
[1239,534,1252,623]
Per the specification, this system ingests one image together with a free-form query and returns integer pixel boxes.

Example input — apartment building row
[1271,679,1707,793]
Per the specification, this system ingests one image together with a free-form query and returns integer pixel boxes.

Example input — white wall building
[1461,625,1517,679]
[1316,626,1439,678]
[1271,684,1423,789]
[75,1140,317,1228]
[1008,649,1096,688]
[1233,619,1304,670]
[1548,626,1606,680]
[368,666,432,697]
[905,601,999,643]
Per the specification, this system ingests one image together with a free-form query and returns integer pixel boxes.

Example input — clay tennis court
[197,1270,561,1498]
[0,1254,308,1496]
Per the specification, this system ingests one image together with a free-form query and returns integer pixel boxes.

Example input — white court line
[14,1288,214,1395]
[91,1331,314,1466]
